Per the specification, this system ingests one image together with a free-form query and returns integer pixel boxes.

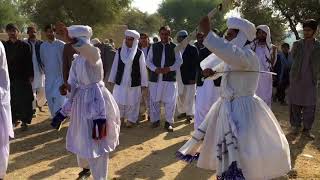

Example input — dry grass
[5,102,320,180]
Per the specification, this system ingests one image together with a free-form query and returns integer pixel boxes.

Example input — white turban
[227,17,256,47]
[120,29,140,65]
[67,25,93,44]
[67,25,100,64]
[257,25,271,48]
[125,29,140,39]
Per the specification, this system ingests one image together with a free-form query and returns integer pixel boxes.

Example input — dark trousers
[276,83,288,103]
[289,104,316,130]
[11,80,34,124]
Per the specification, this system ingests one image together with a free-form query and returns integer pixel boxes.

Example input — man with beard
[3,23,34,130]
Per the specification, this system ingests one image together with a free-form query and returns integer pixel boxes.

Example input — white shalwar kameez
[109,48,148,123]
[194,79,220,129]
[66,53,120,180]
[0,41,13,179]
[176,48,196,117]
[255,45,273,107]
[253,25,276,107]
[177,17,291,180]
[40,40,66,116]
[146,44,183,124]
[29,41,46,109]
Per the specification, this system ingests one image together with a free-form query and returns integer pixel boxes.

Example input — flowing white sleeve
[139,51,148,87]
[108,50,119,83]
[203,31,253,69]
[0,42,9,101]
[146,45,157,72]
[169,50,183,71]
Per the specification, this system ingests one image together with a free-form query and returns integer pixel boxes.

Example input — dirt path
[5,103,320,180]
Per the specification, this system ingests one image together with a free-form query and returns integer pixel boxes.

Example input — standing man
[26,26,46,116]
[40,25,66,117]
[3,23,34,130]
[0,40,14,180]
[146,26,183,132]
[275,43,292,105]
[109,30,148,128]
[193,32,220,129]
[251,25,277,107]
[288,19,320,139]
[139,32,151,120]
[176,30,198,124]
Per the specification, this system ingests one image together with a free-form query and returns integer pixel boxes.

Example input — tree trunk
[274,0,300,40]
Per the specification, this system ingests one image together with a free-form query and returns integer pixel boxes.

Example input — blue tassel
[176,151,200,163]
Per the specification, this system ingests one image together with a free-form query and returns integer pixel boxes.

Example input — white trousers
[194,80,220,129]
[77,153,109,180]
[149,101,176,124]
[117,102,140,123]
[177,84,196,116]
[0,144,9,179]
[140,89,150,115]
[32,87,46,110]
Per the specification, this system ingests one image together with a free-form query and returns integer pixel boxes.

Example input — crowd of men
[0,17,319,180]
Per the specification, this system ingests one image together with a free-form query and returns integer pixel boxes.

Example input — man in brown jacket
[288,19,320,140]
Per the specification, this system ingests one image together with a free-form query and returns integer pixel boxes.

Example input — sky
[132,0,163,14]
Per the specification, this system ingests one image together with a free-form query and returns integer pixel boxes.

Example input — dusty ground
[5,102,320,180]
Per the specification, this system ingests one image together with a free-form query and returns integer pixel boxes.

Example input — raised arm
[203,31,254,69]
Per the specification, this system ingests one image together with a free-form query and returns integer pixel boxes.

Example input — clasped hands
[155,67,171,74]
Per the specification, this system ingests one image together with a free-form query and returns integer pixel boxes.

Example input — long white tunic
[108,49,148,106]
[27,41,45,89]
[66,54,120,159]
[178,32,291,180]
[40,40,66,114]
[40,39,65,98]
[0,41,13,179]
[194,80,219,129]
[146,43,183,103]
[255,45,273,107]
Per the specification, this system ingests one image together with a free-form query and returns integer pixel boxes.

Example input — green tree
[240,0,286,43]
[0,0,27,30]
[20,0,132,29]
[273,0,320,40]
[120,8,164,35]
[158,0,227,37]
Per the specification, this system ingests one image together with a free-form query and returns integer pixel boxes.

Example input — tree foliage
[120,8,164,35]
[240,0,286,43]
[273,0,320,39]
[20,0,132,29]
[0,0,27,30]
[158,0,226,37]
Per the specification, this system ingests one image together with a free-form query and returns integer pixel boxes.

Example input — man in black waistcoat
[176,30,198,124]
[108,30,148,128]
[146,26,183,132]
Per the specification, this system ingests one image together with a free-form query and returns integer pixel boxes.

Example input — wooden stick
[174,0,236,53]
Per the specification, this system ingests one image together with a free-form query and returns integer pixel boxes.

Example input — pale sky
[132,0,163,14]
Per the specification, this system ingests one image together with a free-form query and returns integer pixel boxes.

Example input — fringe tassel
[176,151,200,163]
